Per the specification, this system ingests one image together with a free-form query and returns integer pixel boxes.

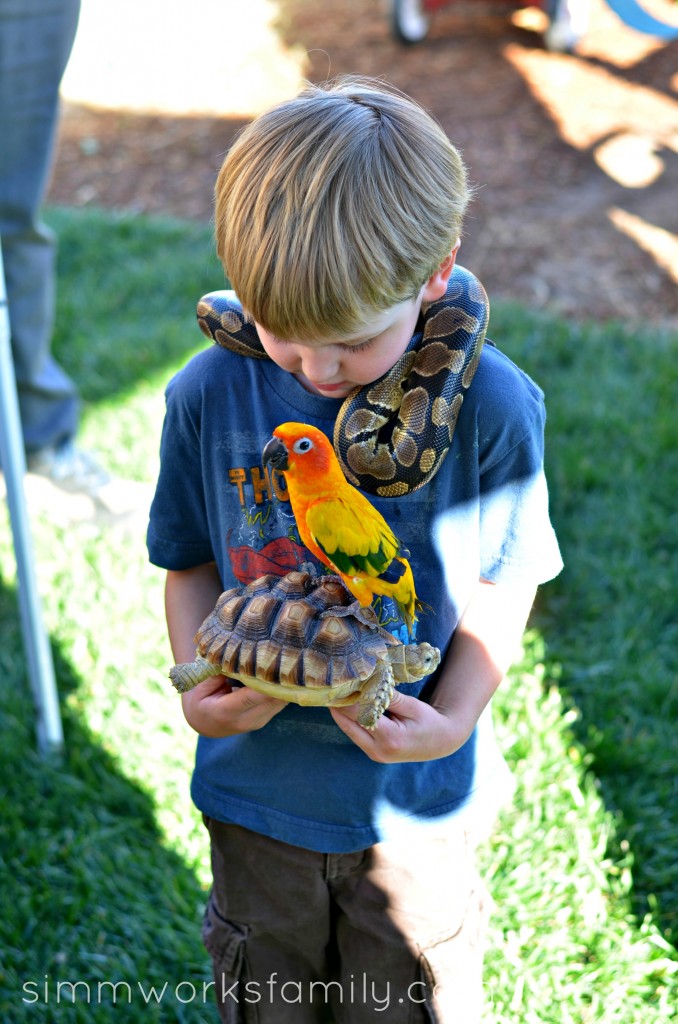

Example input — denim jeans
[202,817,491,1024]
[0,0,81,452]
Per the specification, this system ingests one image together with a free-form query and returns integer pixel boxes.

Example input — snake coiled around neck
[197,264,489,497]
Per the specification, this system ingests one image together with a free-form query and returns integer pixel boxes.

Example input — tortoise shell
[194,570,399,690]
[169,570,440,727]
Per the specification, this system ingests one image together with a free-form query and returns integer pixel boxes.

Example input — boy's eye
[342,337,375,353]
[268,334,375,352]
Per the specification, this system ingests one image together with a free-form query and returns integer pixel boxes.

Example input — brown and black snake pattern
[197,264,489,497]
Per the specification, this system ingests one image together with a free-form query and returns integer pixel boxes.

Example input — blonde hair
[215,76,472,341]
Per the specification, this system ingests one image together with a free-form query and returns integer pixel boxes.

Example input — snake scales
[197,264,489,498]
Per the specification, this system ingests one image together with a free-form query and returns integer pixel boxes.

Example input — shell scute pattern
[279,647,303,688]
[169,570,441,728]
[274,599,312,644]
[192,572,398,687]
[232,638,257,678]
[215,590,247,631]
[237,594,279,639]
[246,639,274,683]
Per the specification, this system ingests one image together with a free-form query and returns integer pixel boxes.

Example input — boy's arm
[166,566,286,738]
[330,578,537,762]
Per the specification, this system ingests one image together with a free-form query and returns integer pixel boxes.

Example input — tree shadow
[0,576,215,1023]
[489,302,678,947]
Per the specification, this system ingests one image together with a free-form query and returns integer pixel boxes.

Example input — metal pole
[0,240,64,756]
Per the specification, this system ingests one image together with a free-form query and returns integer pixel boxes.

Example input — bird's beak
[262,435,289,471]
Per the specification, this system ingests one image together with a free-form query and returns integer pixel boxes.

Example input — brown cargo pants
[201,816,491,1024]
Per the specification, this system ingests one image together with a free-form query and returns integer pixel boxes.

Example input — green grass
[0,207,676,1022]
[493,305,678,939]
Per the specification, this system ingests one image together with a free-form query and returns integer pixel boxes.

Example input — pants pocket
[202,892,259,1024]
[416,881,490,1024]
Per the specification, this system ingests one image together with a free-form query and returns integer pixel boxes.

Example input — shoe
[544,0,588,51]
[391,0,431,44]
[27,439,111,496]
[24,439,152,523]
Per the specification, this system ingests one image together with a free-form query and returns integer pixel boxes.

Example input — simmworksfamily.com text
[22,974,440,1010]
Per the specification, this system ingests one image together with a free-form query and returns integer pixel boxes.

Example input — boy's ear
[421,243,460,302]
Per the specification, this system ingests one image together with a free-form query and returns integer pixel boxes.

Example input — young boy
[147,76,562,1023]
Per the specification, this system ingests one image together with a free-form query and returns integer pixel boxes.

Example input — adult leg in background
[0,0,81,454]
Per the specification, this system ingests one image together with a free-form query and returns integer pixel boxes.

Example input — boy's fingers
[182,680,287,735]
[330,706,419,764]
[329,707,378,747]
[333,690,414,725]
[190,678,283,709]
[330,694,451,763]
[186,674,234,697]
[330,701,403,740]
[237,686,287,713]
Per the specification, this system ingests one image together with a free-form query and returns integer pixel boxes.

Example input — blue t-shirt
[147,339,562,852]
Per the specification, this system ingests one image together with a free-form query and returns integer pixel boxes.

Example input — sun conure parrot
[262,422,420,638]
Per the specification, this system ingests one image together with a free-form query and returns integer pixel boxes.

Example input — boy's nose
[299,346,339,383]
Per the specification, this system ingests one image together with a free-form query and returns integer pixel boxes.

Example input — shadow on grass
[0,578,215,1024]
[533,581,678,946]
[491,302,678,948]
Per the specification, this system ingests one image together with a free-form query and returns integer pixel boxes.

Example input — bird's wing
[306,496,403,580]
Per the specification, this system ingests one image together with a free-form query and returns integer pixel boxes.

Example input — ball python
[197,264,489,497]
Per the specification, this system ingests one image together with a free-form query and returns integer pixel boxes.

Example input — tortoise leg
[320,597,379,628]
[356,663,395,730]
[169,655,217,693]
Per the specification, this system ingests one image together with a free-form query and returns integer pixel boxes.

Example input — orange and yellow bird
[262,422,420,637]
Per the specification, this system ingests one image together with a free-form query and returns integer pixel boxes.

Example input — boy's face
[254,293,424,400]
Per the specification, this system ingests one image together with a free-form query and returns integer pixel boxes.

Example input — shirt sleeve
[477,362,563,585]
[146,366,216,570]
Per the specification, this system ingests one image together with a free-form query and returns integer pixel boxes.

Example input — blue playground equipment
[602,0,678,38]
[390,0,678,47]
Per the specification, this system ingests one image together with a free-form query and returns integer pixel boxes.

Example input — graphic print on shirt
[224,461,413,643]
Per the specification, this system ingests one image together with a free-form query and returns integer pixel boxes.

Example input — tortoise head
[390,641,440,683]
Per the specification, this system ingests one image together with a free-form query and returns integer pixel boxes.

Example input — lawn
[0,207,676,1022]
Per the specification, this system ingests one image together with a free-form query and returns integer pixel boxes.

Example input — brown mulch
[49,0,678,325]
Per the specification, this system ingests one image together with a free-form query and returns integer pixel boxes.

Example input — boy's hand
[181,675,287,738]
[329,692,470,763]
[333,579,540,763]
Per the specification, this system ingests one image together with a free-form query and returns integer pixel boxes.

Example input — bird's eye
[293,438,314,454]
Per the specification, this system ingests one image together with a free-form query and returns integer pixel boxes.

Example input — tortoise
[169,570,440,729]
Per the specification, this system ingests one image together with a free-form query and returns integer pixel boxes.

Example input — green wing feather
[306,497,399,578]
